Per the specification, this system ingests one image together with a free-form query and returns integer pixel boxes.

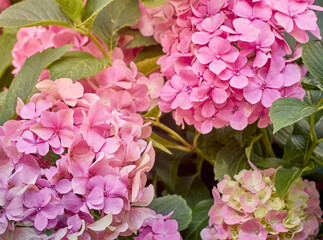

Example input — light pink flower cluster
[0,78,157,239]
[134,210,182,240]
[201,168,322,240]
[87,59,164,115]
[138,0,323,133]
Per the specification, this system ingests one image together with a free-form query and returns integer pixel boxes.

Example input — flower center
[36,207,41,212]
[216,55,220,59]
[261,83,267,90]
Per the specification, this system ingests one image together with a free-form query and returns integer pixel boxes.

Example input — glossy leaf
[0,0,73,28]
[55,0,84,24]
[182,199,213,240]
[0,45,72,125]
[49,51,108,81]
[302,40,323,83]
[269,97,317,133]
[136,56,161,75]
[0,28,17,78]
[83,0,115,22]
[92,0,140,50]
[149,195,192,231]
[213,139,248,181]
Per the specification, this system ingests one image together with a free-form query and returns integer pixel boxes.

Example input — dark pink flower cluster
[139,0,323,133]
[0,78,157,239]
[134,210,182,240]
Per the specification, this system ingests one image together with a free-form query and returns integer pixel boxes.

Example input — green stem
[304,141,318,166]
[260,128,275,157]
[150,121,191,149]
[87,32,108,58]
[150,120,214,165]
[317,138,323,143]
[193,131,201,148]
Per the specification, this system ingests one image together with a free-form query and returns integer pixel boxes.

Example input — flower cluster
[88,59,164,115]
[0,78,157,239]
[11,26,164,115]
[138,0,323,133]
[134,210,182,240]
[12,26,103,77]
[201,168,322,240]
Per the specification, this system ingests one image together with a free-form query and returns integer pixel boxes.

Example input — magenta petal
[230,75,248,89]
[192,32,212,45]
[196,47,214,64]
[41,203,59,219]
[230,111,248,130]
[34,212,48,231]
[209,59,226,75]
[202,102,216,118]
[55,179,72,194]
[243,83,262,104]
[261,89,281,108]
[201,120,213,134]
[212,88,227,104]
[104,197,124,215]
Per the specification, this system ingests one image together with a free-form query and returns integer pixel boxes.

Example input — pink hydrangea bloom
[135,210,182,240]
[0,77,156,238]
[136,0,322,133]
[201,168,322,240]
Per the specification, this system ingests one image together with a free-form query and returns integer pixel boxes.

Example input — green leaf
[275,163,315,199]
[144,105,160,119]
[302,40,323,83]
[48,51,108,81]
[0,91,7,106]
[154,152,181,192]
[149,195,192,231]
[235,123,257,147]
[55,0,84,24]
[147,132,173,155]
[0,45,72,125]
[0,28,17,78]
[251,157,291,170]
[118,28,158,49]
[272,125,294,146]
[0,0,73,28]
[83,0,115,22]
[92,0,140,50]
[136,56,161,75]
[213,139,248,181]
[134,45,164,63]
[175,175,210,208]
[275,167,302,199]
[269,97,317,133]
[141,0,167,8]
[245,134,262,161]
[182,199,213,240]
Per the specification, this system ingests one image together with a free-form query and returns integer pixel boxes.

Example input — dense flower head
[201,168,322,240]
[134,210,182,240]
[137,0,323,133]
[0,78,157,239]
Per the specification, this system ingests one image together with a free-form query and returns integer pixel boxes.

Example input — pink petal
[209,59,226,75]
[34,212,48,231]
[261,89,281,108]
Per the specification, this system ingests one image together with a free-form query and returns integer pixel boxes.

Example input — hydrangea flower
[201,168,322,240]
[0,78,156,239]
[137,0,322,133]
[135,210,182,240]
